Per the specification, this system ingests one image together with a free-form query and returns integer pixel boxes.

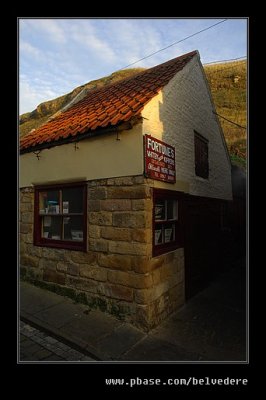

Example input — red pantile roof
[20,50,197,153]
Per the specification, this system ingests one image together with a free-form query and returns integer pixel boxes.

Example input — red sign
[144,135,176,183]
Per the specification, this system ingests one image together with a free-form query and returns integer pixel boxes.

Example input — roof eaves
[20,117,142,155]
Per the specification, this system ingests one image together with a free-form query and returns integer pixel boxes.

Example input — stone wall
[20,176,185,331]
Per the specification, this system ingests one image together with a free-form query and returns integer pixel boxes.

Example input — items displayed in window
[154,198,178,246]
[35,183,86,250]
[153,189,181,257]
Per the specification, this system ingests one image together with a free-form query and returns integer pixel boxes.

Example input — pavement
[19,259,247,362]
[20,321,94,361]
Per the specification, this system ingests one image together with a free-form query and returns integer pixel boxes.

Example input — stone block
[134,288,155,304]
[88,187,107,200]
[69,251,97,265]
[21,212,33,224]
[131,199,152,211]
[101,199,131,211]
[20,202,33,212]
[26,245,43,257]
[39,258,57,271]
[23,233,33,243]
[87,200,101,211]
[89,239,108,252]
[20,223,32,234]
[148,256,164,271]
[135,280,170,304]
[156,294,166,314]
[164,252,175,264]
[20,192,34,203]
[42,248,65,261]
[109,241,148,256]
[107,270,129,286]
[108,270,152,289]
[66,262,80,276]
[101,227,131,241]
[113,212,145,228]
[135,304,154,331]
[177,268,185,284]
[88,225,101,239]
[97,179,107,186]
[20,254,39,268]
[21,187,34,194]
[131,256,150,273]
[19,241,27,255]
[133,176,145,184]
[160,263,175,281]
[66,276,99,294]
[87,181,97,187]
[111,177,134,186]
[43,269,66,285]
[98,254,131,271]
[151,268,161,285]
[107,186,151,199]
[106,178,116,186]
[88,211,112,226]
[154,281,171,299]
[102,283,133,302]
[80,265,107,281]
[144,211,153,228]
[57,261,67,273]
[168,286,181,309]
[131,229,151,243]
[131,199,145,211]
[132,273,153,289]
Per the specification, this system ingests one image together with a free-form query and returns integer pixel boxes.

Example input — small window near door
[153,189,182,256]
[34,182,87,251]
[194,131,209,179]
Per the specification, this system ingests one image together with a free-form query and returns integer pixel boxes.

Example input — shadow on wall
[230,165,246,258]
[156,62,246,298]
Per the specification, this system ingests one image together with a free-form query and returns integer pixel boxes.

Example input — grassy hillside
[204,60,246,168]
[19,68,145,138]
[19,61,246,168]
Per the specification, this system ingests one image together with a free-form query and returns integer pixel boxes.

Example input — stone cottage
[20,50,232,330]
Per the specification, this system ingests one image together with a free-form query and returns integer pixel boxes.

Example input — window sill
[153,243,181,257]
[194,175,209,182]
[34,240,86,252]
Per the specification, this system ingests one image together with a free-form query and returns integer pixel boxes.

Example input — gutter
[20,118,141,155]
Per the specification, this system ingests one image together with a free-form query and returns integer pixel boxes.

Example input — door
[184,196,221,300]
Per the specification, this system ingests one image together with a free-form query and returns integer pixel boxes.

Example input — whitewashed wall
[142,55,232,200]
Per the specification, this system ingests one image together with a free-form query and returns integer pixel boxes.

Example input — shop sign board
[144,135,176,183]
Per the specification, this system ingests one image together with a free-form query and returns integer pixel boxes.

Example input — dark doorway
[184,195,223,300]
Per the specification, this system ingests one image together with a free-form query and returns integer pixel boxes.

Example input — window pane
[63,215,83,241]
[155,200,165,220]
[164,223,175,243]
[42,216,62,239]
[40,190,60,214]
[62,187,83,214]
[39,192,48,214]
[155,223,163,245]
[167,199,178,220]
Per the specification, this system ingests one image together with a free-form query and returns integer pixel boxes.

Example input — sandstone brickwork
[20,176,185,331]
